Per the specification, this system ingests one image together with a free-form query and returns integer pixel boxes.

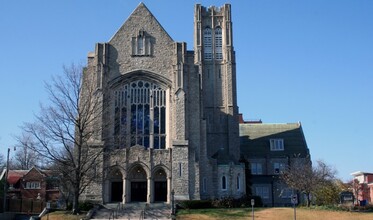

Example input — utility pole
[3,148,10,213]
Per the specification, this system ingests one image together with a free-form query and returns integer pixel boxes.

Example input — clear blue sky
[0,0,372,181]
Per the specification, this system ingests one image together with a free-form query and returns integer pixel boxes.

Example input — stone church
[82,3,245,204]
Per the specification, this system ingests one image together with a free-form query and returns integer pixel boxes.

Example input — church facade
[81,3,245,204]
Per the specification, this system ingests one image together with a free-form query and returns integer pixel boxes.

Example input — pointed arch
[215,26,222,60]
[203,26,212,60]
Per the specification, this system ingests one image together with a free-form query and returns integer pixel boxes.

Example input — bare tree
[0,153,5,169]
[281,159,336,207]
[12,133,42,170]
[22,63,104,213]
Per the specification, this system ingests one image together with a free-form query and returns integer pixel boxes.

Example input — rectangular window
[25,182,41,189]
[281,187,293,198]
[251,163,263,175]
[255,186,269,199]
[270,139,284,151]
[222,176,227,190]
[179,163,182,177]
[274,162,285,174]
[237,175,241,191]
[203,178,207,193]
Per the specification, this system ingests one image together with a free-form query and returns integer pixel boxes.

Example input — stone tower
[194,4,240,163]
[80,3,245,204]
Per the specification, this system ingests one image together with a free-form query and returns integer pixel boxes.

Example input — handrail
[109,210,114,220]
[108,202,121,220]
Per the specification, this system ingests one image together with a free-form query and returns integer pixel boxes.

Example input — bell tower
[194,4,240,162]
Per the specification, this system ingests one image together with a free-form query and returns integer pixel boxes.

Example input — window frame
[255,186,269,199]
[25,181,41,189]
[221,176,227,191]
[270,139,284,151]
[251,162,263,175]
[203,27,212,60]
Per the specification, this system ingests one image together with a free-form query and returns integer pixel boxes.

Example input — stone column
[122,177,127,204]
[147,177,153,203]
[167,177,172,204]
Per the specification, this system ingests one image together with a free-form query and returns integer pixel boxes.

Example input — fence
[1,198,44,214]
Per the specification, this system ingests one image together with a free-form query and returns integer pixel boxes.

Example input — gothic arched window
[237,174,241,190]
[215,27,222,60]
[114,80,167,149]
[222,176,227,190]
[203,27,212,60]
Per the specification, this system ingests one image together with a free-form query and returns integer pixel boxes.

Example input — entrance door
[111,181,123,202]
[154,181,167,202]
[131,181,147,202]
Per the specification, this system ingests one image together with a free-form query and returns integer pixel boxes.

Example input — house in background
[350,171,373,205]
[239,115,310,206]
[0,167,60,202]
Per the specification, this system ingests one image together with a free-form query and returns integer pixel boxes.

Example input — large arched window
[203,27,212,60]
[114,80,166,149]
[215,27,222,60]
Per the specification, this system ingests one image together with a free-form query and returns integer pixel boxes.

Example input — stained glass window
[114,80,166,149]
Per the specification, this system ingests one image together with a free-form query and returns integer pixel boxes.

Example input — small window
[222,176,227,190]
[270,139,284,151]
[25,182,41,189]
[280,187,293,198]
[274,162,285,174]
[179,163,182,177]
[203,178,207,193]
[255,186,269,199]
[132,30,152,56]
[237,174,241,191]
[251,163,263,175]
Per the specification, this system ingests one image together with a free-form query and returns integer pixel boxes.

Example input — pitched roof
[7,170,28,184]
[240,123,309,157]
[109,2,173,43]
[1,167,56,184]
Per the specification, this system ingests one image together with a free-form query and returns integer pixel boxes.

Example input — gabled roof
[351,171,373,177]
[1,167,56,185]
[240,123,309,157]
[109,2,173,43]
[6,170,28,185]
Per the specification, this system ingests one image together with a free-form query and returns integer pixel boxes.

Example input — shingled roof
[239,123,310,158]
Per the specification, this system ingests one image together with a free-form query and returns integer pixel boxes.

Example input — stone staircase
[91,202,172,220]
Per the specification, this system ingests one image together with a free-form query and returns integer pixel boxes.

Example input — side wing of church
[81,3,245,204]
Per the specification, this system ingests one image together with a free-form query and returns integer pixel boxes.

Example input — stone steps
[91,202,171,219]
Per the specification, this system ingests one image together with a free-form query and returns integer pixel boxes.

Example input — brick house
[0,167,60,202]
[350,171,373,205]
[239,116,311,206]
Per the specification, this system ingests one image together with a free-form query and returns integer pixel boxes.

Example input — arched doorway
[153,168,167,202]
[129,165,147,202]
[109,168,123,202]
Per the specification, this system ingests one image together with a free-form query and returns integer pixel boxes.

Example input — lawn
[40,211,87,220]
[176,207,373,220]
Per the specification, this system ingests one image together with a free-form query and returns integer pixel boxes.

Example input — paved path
[91,202,172,219]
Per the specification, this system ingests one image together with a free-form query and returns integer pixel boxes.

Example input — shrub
[177,200,213,209]
[78,201,94,211]
[177,196,263,210]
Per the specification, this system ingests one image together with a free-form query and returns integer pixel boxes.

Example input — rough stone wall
[216,163,245,198]
[80,3,243,203]
[107,5,175,82]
